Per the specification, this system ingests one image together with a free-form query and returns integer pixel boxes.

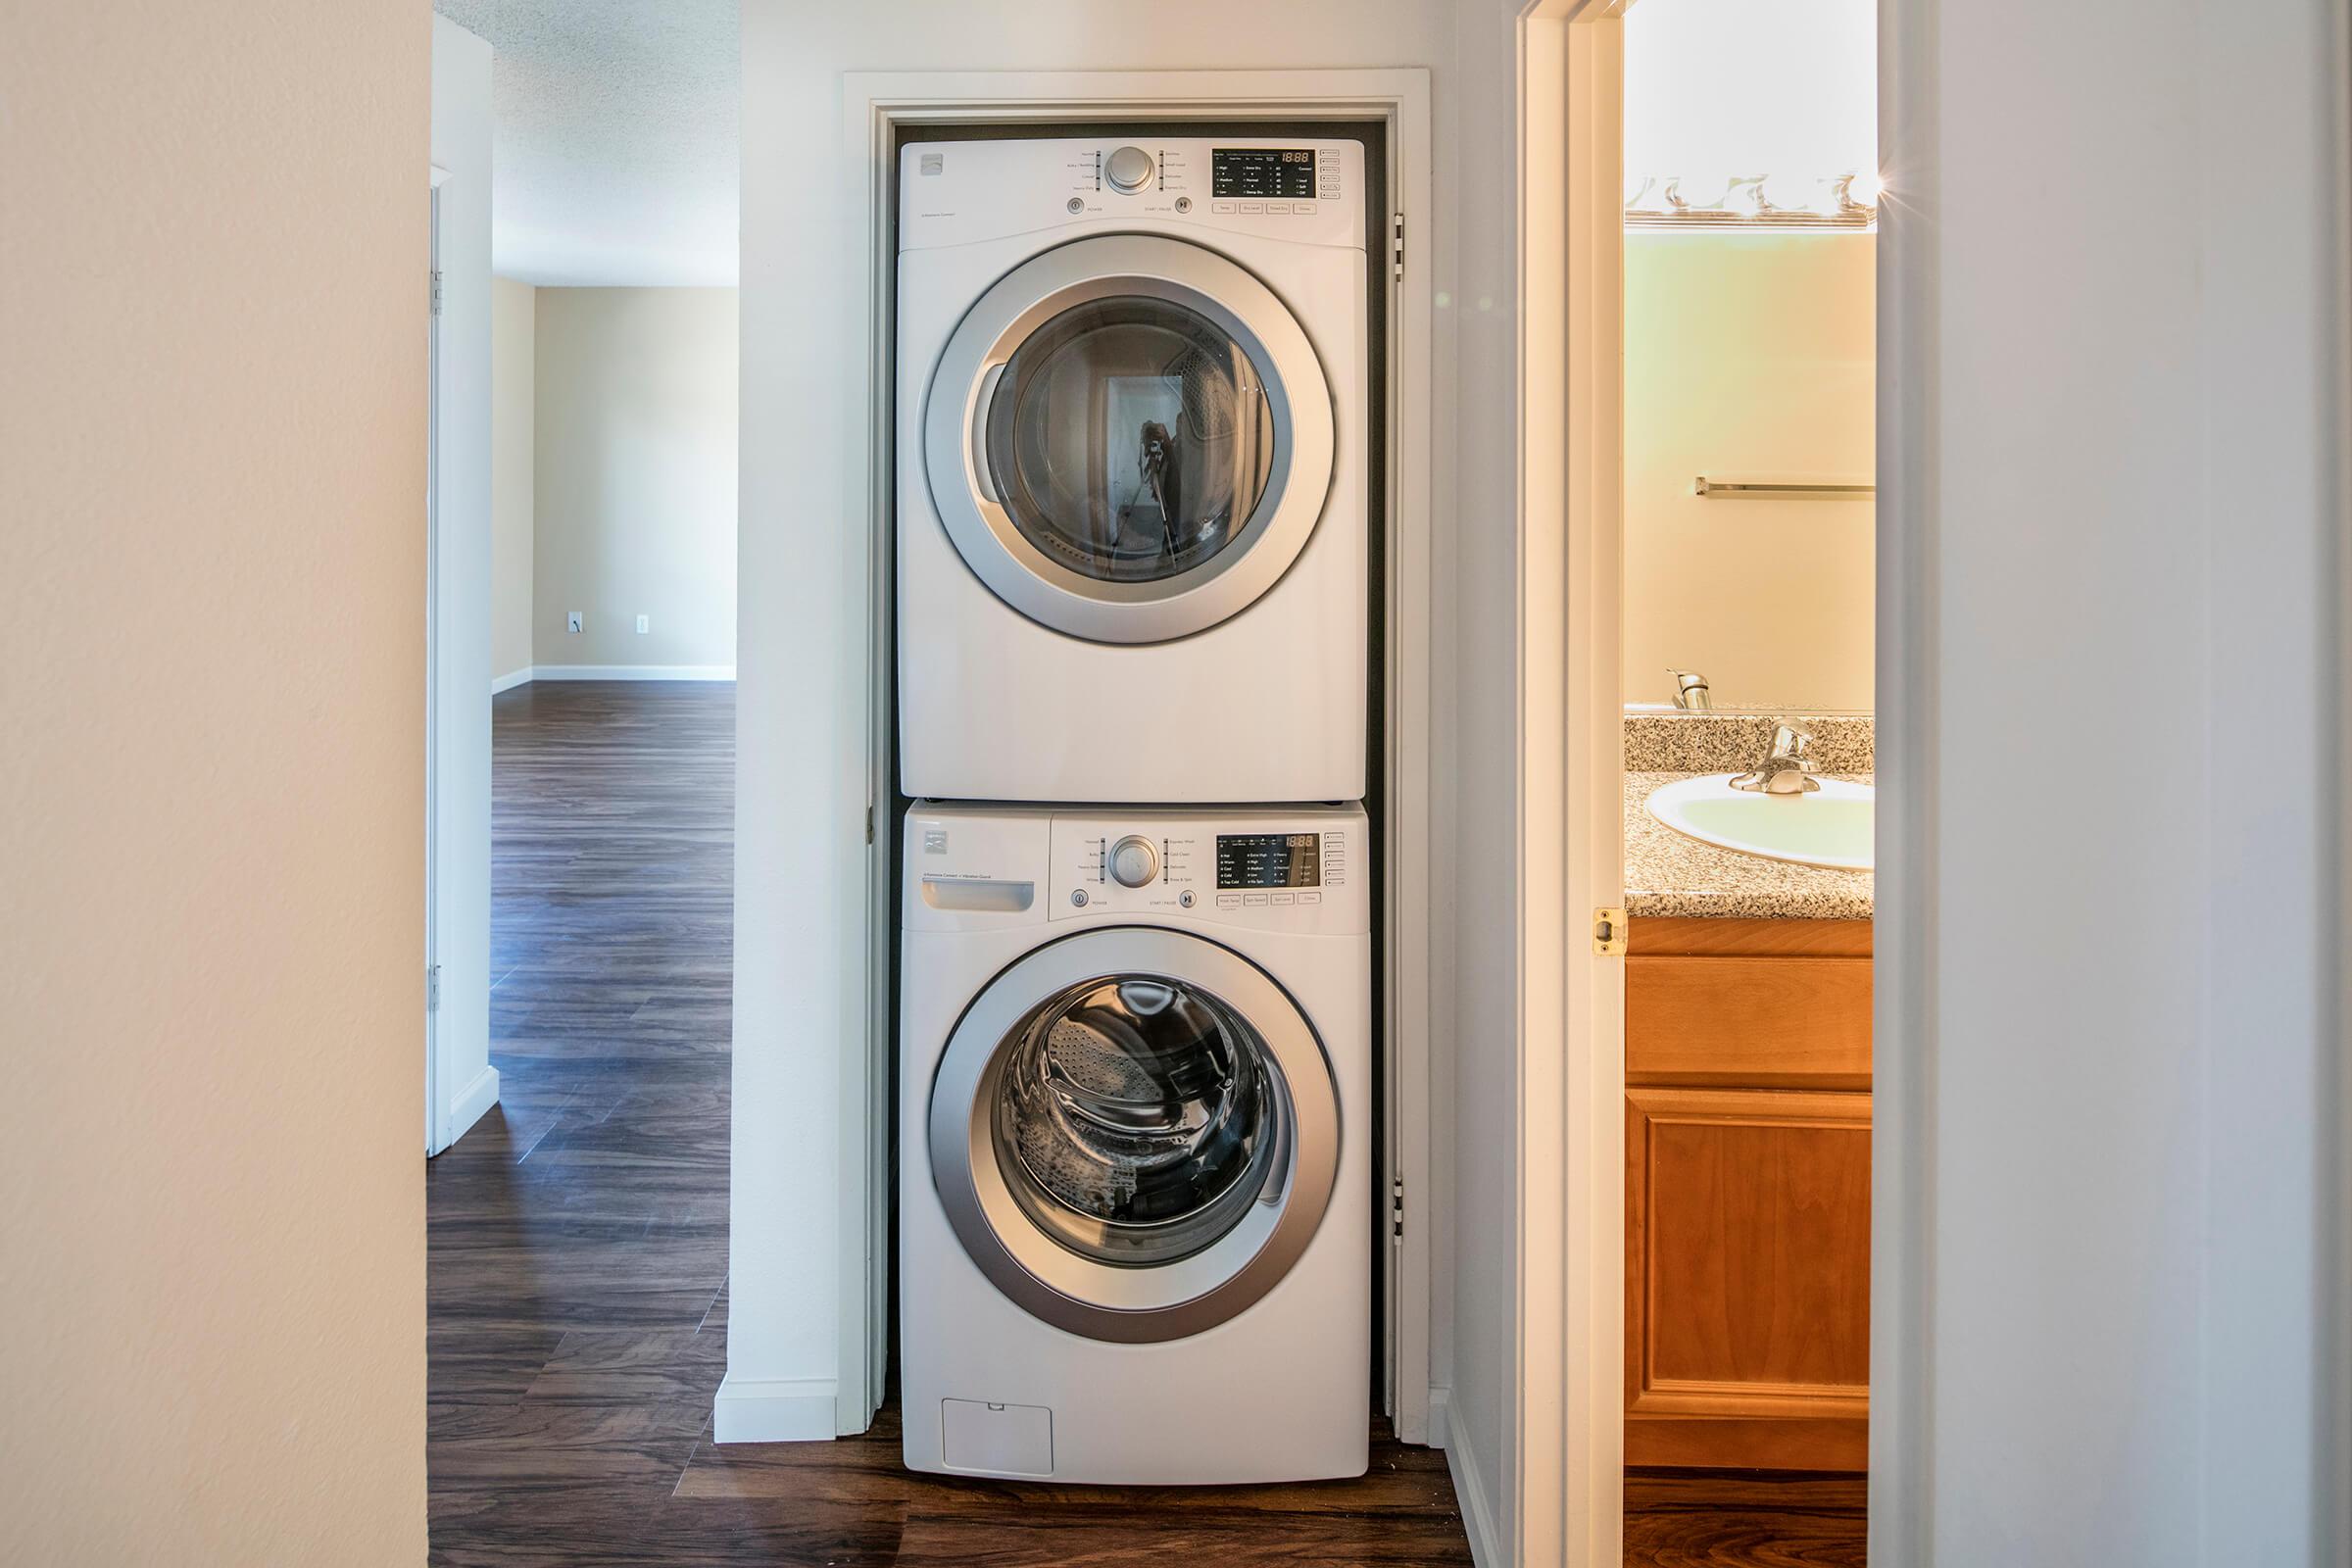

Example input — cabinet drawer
[1627,956,1871,1088]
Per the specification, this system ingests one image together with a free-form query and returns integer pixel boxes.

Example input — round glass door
[985,298,1275,586]
[993,974,1287,1267]
[929,927,1341,1344]
[924,234,1335,646]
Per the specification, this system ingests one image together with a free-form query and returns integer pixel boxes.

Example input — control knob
[1107,834,1160,888]
[1104,145,1155,194]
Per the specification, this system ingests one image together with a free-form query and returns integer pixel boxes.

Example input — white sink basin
[1645,774,1875,871]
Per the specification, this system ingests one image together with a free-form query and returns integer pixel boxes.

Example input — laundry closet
[885,127,1393,1483]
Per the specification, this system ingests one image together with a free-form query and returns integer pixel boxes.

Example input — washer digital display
[1211,149,1317,199]
[1216,832,1322,888]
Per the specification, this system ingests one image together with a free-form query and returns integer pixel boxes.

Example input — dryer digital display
[1211,149,1317,199]
[1215,832,1322,888]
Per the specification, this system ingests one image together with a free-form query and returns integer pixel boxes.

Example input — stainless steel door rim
[928,926,1343,1344]
[923,233,1337,645]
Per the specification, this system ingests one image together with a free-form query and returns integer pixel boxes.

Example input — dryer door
[928,926,1342,1344]
[923,234,1337,645]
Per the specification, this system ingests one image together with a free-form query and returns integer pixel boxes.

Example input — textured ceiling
[433,0,738,286]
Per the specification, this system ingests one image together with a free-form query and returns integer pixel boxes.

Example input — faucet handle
[1668,669,1713,711]
[1768,721,1816,765]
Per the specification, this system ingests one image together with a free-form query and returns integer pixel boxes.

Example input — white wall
[1622,231,1875,710]
[1877,0,2347,1560]
[430,15,498,1152]
[732,1,1461,1445]
[1,3,427,1559]
[533,287,740,674]
[492,275,535,685]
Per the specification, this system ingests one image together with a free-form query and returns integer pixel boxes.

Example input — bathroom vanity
[1621,724,1875,1473]
[1624,913,1871,1472]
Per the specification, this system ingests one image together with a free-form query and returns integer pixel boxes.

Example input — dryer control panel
[900,136,1368,254]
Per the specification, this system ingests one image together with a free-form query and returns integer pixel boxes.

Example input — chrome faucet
[1668,669,1713,711]
[1730,721,1821,795]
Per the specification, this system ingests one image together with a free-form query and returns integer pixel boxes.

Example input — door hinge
[865,805,875,845]
[1391,213,1405,281]
[426,962,442,1012]
[1391,1176,1405,1240]
[429,269,444,317]
[1592,906,1629,956]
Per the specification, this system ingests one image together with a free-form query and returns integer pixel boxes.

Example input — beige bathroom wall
[0,4,426,1562]
[533,287,739,672]
[492,276,537,684]
[1622,230,1876,710]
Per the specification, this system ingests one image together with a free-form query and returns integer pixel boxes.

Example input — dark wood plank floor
[426,681,1474,1566]
[1625,1469,1868,1566]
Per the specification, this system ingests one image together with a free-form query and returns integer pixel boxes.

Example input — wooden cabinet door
[1624,1086,1870,1471]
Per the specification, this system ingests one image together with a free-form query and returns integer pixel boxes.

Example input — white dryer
[897,137,1368,804]
[900,803,1369,1484]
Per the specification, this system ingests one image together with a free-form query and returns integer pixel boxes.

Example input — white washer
[901,803,1369,1484]
[897,137,1368,804]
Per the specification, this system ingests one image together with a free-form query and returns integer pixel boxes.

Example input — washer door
[929,927,1342,1344]
[923,234,1337,645]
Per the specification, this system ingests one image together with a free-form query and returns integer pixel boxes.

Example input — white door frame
[1515,4,1628,1563]
[839,68,1437,1441]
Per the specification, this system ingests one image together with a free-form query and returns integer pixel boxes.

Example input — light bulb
[1846,171,1885,207]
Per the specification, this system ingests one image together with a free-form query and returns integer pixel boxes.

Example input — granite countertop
[1624,770,1875,921]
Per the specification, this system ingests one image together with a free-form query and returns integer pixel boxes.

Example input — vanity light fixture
[1626,171,1879,230]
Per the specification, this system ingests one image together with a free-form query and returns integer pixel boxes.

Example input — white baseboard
[1427,1384,1452,1449]
[529,662,736,682]
[490,666,533,694]
[1443,1402,1503,1568]
[712,1373,840,1444]
[447,1063,501,1146]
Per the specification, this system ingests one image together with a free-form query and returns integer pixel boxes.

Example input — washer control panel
[1047,809,1361,931]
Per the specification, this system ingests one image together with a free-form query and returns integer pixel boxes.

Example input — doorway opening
[420,6,745,1558]
[1512,0,1884,1558]
[1615,0,1878,1560]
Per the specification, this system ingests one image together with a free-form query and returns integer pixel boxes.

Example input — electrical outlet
[636,614,650,634]
[566,612,582,633]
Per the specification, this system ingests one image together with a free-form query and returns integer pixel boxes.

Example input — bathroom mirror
[1619,0,1877,716]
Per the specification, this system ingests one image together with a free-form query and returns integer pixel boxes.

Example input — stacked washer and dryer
[895,136,1374,1484]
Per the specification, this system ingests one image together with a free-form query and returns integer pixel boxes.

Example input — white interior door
[1516,5,1628,1563]
[425,17,497,1154]
[424,170,446,1154]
